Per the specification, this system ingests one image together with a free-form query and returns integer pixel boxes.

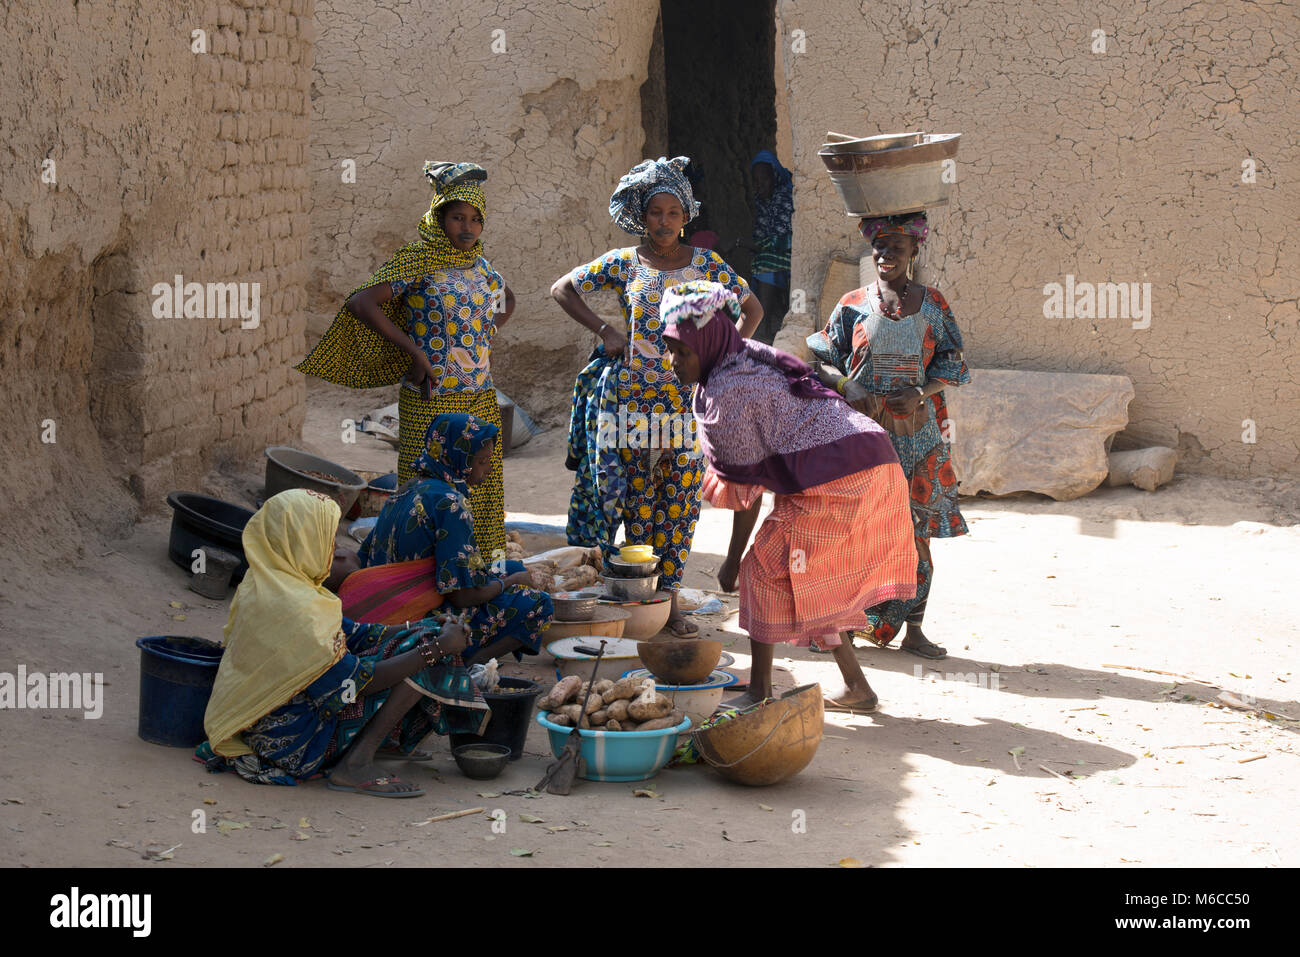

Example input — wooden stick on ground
[1100,663,1218,686]
[1038,765,1076,784]
[413,807,485,826]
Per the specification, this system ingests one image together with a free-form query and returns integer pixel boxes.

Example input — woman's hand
[717,556,740,593]
[504,568,538,589]
[842,379,871,405]
[434,622,470,657]
[884,386,925,416]
[406,352,439,400]
[600,325,628,360]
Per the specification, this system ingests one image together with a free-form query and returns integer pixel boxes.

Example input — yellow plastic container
[619,544,656,564]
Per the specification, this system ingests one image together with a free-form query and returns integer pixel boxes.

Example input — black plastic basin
[165,492,255,583]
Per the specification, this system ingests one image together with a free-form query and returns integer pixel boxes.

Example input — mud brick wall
[0,0,314,538]
[777,0,1300,477]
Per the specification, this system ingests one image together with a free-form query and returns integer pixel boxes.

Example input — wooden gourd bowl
[636,638,723,685]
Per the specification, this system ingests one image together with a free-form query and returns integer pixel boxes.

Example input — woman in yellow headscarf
[198,489,488,798]
[296,161,515,563]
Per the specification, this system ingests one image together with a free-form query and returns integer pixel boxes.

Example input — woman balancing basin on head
[807,212,971,660]
[296,161,515,563]
[661,281,917,713]
[551,156,763,639]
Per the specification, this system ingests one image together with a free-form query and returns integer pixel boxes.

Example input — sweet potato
[593,679,615,697]
[582,693,604,715]
[619,719,640,732]
[590,709,608,725]
[605,698,630,723]
[537,676,581,711]
[548,711,572,727]
[636,709,686,732]
[557,703,585,725]
[602,676,641,704]
[604,719,622,732]
[628,685,672,721]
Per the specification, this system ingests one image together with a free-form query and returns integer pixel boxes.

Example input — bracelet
[496,579,507,598]
[418,639,443,666]
[598,322,609,337]
[835,375,850,395]
[913,386,925,399]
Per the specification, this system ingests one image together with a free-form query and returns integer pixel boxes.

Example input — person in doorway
[296,161,514,562]
[729,150,793,345]
[807,212,970,659]
[662,281,916,713]
[552,156,763,638]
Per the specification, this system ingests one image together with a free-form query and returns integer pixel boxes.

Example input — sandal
[823,689,879,714]
[325,775,425,799]
[900,636,947,660]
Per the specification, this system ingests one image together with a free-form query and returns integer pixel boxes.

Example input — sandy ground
[2,380,1298,868]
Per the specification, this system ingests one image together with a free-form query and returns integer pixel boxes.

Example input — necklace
[876,279,911,318]
[646,241,683,261]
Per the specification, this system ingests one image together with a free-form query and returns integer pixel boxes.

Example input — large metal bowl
[264,446,367,515]
[605,555,661,579]
[604,574,660,602]
[818,131,961,217]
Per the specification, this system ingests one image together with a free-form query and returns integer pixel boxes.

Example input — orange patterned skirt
[702,465,917,647]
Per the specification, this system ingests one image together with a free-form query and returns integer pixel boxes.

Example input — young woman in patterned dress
[807,212,971,660]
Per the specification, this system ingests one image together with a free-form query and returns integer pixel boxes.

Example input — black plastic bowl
[166,492,255,583]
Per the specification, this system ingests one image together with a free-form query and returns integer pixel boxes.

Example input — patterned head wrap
[859,211,929,245]
[609,156,700,235]
[661,281,745,386]
[413,413,500,494]
[661,282,895,493]
[419,161,487,262]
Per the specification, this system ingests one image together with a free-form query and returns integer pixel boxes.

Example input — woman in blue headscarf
[731,150,793,345]
[550,156,763,638]
[358,414,553,662]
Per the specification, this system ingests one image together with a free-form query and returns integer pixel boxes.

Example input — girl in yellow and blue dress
[551,156,763,637]
[296,161,514,562]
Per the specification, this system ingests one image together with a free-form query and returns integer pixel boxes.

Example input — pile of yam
[520,545,606,594]
[538,675,684,732]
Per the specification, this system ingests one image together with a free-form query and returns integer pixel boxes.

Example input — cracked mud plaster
[779,0,1299,477]
[1,0,312,538]
[308,1,660,427]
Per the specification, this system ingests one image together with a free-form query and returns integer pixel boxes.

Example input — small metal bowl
[553,591,599,621]
[452,743,511,780]
[604,574,660,602]
[605,555,661,579]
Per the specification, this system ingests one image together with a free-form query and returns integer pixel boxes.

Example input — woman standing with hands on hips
[297,161,514,562]
[807,212,970,660]
[552,156,762,637]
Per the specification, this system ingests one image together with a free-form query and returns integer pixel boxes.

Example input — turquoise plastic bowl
[536,711,691,782]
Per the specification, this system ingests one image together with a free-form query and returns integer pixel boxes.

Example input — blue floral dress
[359,481,553,658]
[565,247,749,588]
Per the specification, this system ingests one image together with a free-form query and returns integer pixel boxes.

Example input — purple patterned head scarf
[662,282,897,494]
[859,211,929,245]
[609,156,700,235]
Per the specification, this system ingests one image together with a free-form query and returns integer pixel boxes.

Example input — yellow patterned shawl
[296,177,488,388]
[204,490,348,757]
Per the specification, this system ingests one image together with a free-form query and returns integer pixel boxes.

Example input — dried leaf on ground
[509,848,534,857]
[264,853,284,867]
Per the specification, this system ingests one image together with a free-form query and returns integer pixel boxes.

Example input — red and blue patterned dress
[807,284,970,644]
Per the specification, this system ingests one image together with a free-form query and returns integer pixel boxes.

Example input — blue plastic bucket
[135,636,224,747]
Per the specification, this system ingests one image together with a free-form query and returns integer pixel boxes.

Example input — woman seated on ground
[357,413,553,665]
[661,281,918,713]
[198,489,486,798]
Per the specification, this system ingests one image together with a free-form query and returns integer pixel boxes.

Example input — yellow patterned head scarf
[295,162,491,388]
[203,489,347,757]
